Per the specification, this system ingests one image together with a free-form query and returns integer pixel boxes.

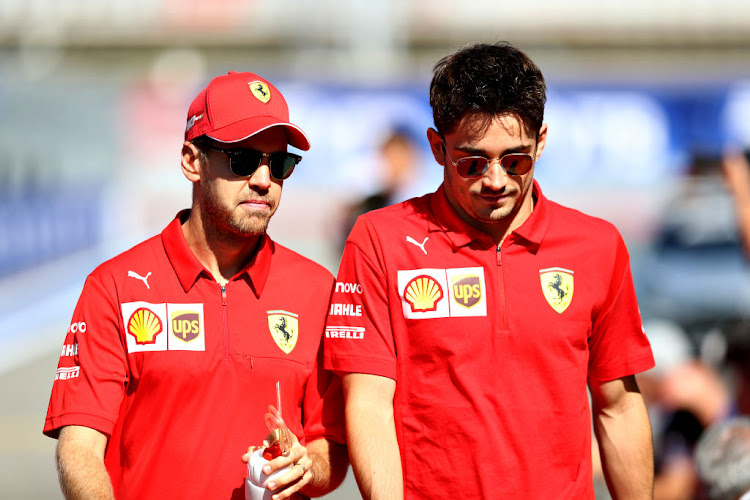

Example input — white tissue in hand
[245,448,293,500]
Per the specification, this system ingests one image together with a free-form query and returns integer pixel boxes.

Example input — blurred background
[1,1,750,498]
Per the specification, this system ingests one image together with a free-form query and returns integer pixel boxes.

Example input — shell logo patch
[128,307,163,345]
[451,274,482,308]
[268,310,298,354]
[540,267,574,313]
[404,275,444,312]
[249,81,271,103]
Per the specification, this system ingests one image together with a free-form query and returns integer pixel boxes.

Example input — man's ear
[181,141,202,183]
[534,123,548,160]
[426,128,446,167]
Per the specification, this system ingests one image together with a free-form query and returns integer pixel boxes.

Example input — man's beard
[200,182,274,244]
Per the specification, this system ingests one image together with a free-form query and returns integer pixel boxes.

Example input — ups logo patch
[171,311,200,343]
[451,275,482,308]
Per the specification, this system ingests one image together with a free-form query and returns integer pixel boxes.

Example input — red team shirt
[44,212,345,499]
[324,181,654,499]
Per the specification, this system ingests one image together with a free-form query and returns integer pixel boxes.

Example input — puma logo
[406,236,429,255]
[128,271,152,289]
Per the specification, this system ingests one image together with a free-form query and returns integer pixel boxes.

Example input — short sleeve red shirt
[324,182,654,499]
[44,212,345,500]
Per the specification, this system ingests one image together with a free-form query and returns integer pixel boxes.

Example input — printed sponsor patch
[539,267,574,313]
[334,282,363,294]
[55,366,80,381]
[128,307,163,345]
[267,310,298,354]
[168,304,205,351]
[121,302,205,353]
[329,303,363,317]
[398,269,449,319]
[397,267,487,319]
[60,343,78,358]
[67,322,87,334]
[325,326,365,340]
[404,275,443,312]
[447,269,487,317]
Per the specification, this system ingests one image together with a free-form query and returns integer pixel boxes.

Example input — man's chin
[473,207,514,223]
[228,216,270,238]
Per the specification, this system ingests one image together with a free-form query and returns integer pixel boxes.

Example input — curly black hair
[429,42,546,138]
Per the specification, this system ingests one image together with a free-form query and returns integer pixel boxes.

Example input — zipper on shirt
[496,243,507,329]
[221,283,229,360]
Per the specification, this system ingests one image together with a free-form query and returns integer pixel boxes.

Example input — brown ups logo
[451,275,482,308]
[171,311,200,343]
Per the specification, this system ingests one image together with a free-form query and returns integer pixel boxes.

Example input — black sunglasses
[202,144,301,181]
[442,140,536,178]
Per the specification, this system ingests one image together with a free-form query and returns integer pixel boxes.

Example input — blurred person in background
[636,320,736,500]
[721,150,750,418]
[655,360,735,500]
[337,126,421,253]
[324,41,655,499]
[694,416,750,500]
[42,71,347,500]
[722,149,750,256]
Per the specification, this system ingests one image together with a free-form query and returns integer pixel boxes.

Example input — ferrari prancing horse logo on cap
[540,268,574,314]
[249,81,271,103]
[267,310,298,354]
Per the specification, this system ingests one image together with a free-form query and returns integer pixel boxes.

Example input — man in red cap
[43,72,348,499]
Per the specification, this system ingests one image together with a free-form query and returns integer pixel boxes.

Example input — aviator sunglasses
[442,140,536,178]
[202,144,302,181]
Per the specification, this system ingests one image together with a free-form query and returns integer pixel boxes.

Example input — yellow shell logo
[404,275,444,312]
[127,307,163,345]
[248,81,271,103]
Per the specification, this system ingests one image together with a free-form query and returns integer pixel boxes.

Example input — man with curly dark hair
[325,41,655,499]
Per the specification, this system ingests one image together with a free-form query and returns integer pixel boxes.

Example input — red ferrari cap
[184,71,310,151]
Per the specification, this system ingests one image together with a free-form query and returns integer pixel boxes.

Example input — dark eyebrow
[456,143,535,157]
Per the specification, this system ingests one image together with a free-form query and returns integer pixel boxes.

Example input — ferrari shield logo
[540,268,574,314]
[267,310,298,354]
[249,81,271,103]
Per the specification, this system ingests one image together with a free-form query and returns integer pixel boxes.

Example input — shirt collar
[428,180,550,253]
[161,210,273,297]
[511,180,550,253]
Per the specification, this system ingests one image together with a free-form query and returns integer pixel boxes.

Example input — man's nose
[248,161,273,189]
[481,159,510,190]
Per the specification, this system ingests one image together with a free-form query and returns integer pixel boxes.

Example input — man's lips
[240,199,271,210]
[478,191,513,202]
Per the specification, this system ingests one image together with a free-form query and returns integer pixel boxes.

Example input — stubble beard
[200,183,273,245]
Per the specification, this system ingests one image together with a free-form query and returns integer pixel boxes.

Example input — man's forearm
[343,374,403,500]
[57,426,114,500]
[300,438,349,498]
[593,390,654,499]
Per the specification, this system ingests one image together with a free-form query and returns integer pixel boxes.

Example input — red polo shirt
[324,182,654,499]
[44,212,345,499]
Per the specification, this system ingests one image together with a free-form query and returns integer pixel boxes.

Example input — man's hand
[242,432,313,500]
